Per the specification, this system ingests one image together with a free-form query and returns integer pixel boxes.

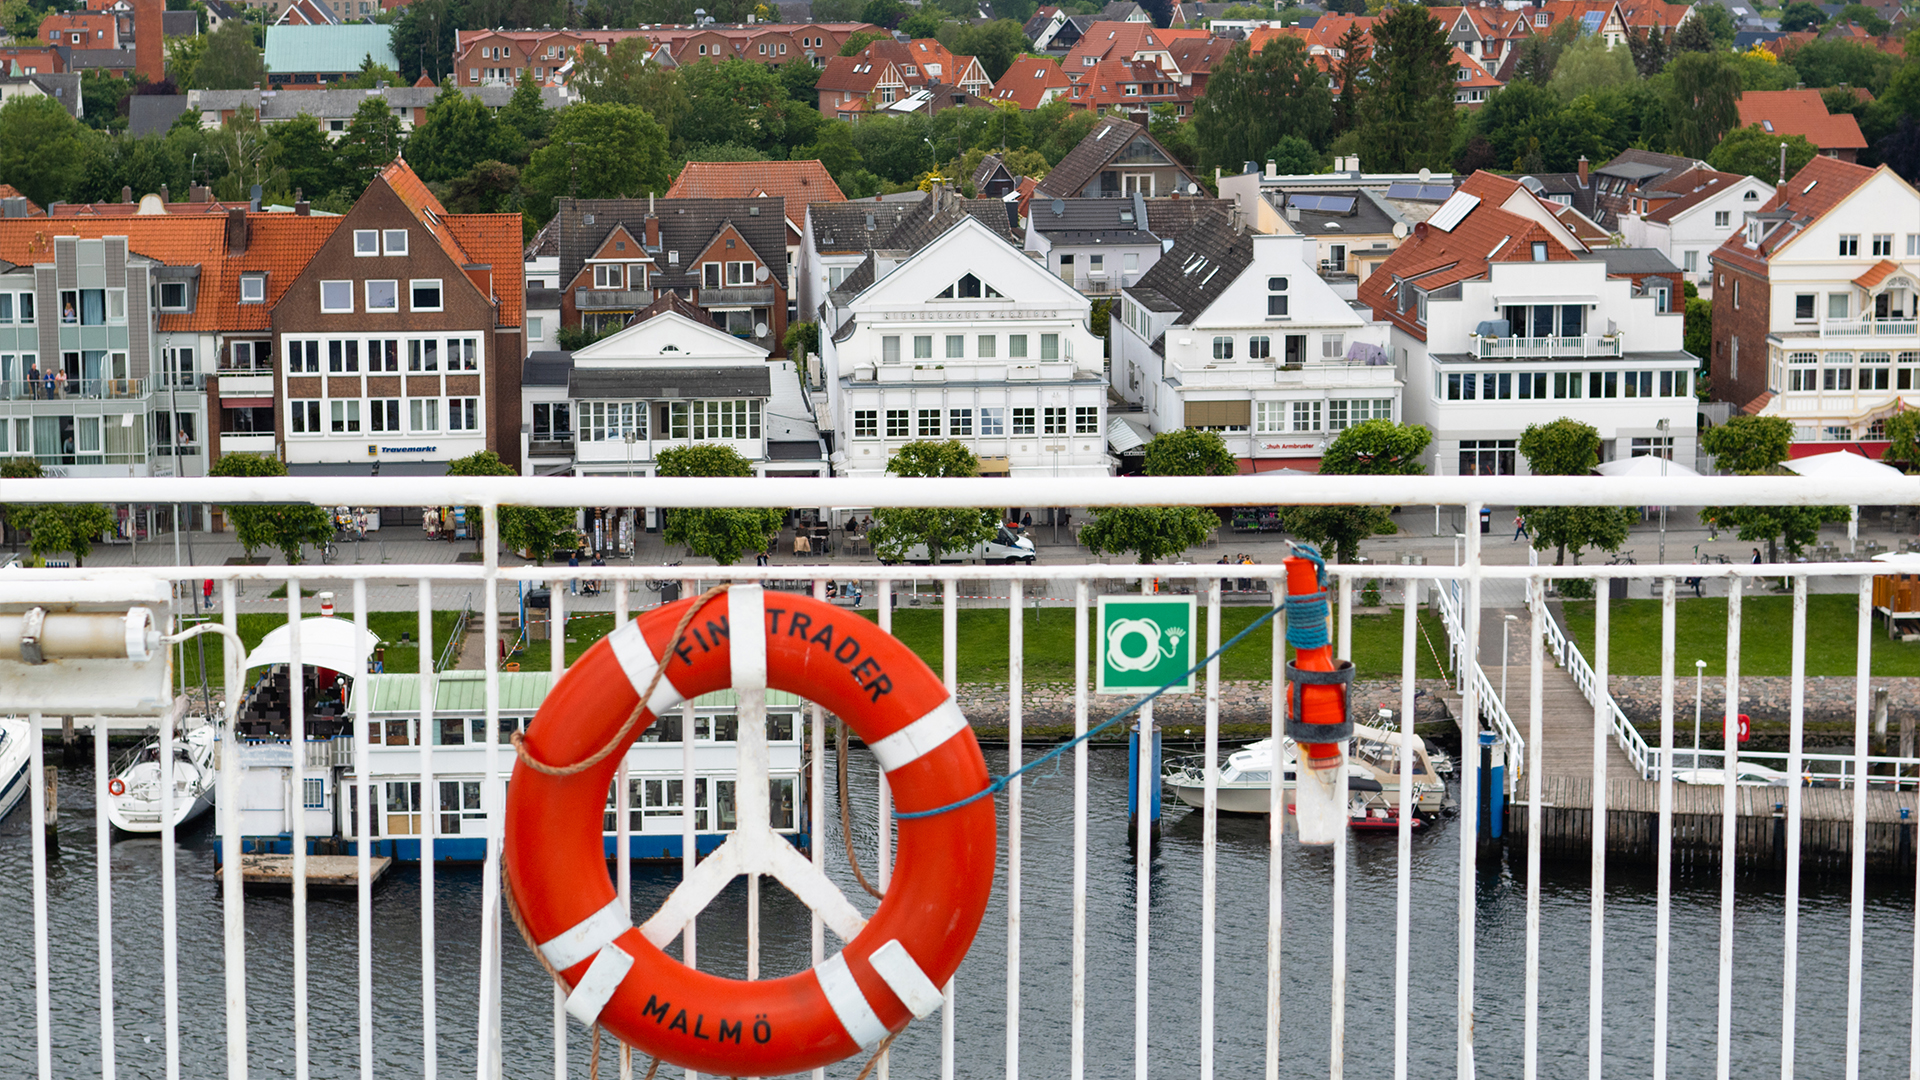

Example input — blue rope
[895,600,1285,821]
[1282,541,1332,651]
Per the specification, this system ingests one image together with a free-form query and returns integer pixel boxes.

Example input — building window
[1267,276,1288,318]
[725,261,755,286]
[1909,235,1920,257]
[1040,334,1059,360]
[1795,294,1815,321]
[448,398,479,431]
[321,280,353,312]
[1319,334,1342,360]
[1839,234,1858,257]
[882,336,900,364]
[1860,351,1891,390]
[450,338,477,371]
[1458,439,1516,475]
[369,398,401,432]
[690,400,761,440]
[1714,211,1729,227]
[289,400,320,434]
[158,282,187,310]
[918,409,941,437]
[946,335,964,359]
[1622,371,1653,398]
[1012,407,1036,435]
[1291,400,1320,432]
[1248,335,1272,360]
[853,410,877,438]
[977,335,996,358]
[384,230,408,256]
[327,340,359,372]
[409,340,439,372]
[980,407,1005,435]
[354,230,379,256]
[913,335,932,360]
[1446,372,1477,400]
[1629,436,1674,458]
[1872,234,1893,257]
[885,410,909,437]
[330,400,361,434]
[1531,241,1548,261]
[290,340,320,373]
[1683,250,1698,273]
[1075,406,1098,434]
[1009,334,1028,358]
[410,280,443,311]
[1589,371,1619,398]
[366,280,398,311]
[412,399,441,433]
[949,408,973,435]
[1255,400,1286,433]
[1553,371,1583,399]
[1212,336,1233,360]
[239,275,265,304]
[593,263,624,289]
[1823,355,1853,391]
[1828,293,1849,320]
[1043,406,1066,435]
[367,339,399,372]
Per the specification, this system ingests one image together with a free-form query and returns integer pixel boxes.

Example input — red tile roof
[0,185,42,216]
[1735,89,1868,151]
[665,160,846,207]
[442,213,526,327]
[990,56,1071,109]
[1742,391,1773,414]
[1855,258,1901,289]
[1643,169,1750,225]
[1708,155,1875,275]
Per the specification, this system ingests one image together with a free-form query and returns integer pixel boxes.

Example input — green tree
[1332,22,1368,133]
[1548,33,1637,101]
[947,20,1032,81]
[1690,4,1737,49]
[1190,36,1333,174]
[900,9,944,37]
[500,67,552,145]
[193,19,264,90]
[1280,419,1431,564]
[1627,24,1671,78]
[80,70,135,132]
[1787,38,1898,92]
[1698,415,1848,561]
[0,458,109,563]
[1882,409,1920,473]
[523,103,671,209]
[679,59,820,158]
[388,0,455,83]
[166,33,207,88]
[1518,418,1636,566]
[405,85,524,183]
[1778,1,1826,32]
[839,29,887,56]
[1670,11,1720,54]
[1684,288,1712,363]
[867,441,998,565]
[1836,2,1891,35]
[1079,430,1229,570]
[1353,4,1457,172]
[443,160,522,214]
[859,0,906,29]
[342,54,401,89]
[0,96,90,208]
[207,111,281,202]
[444,449,579,556]
[0,455,39,539]
[210,453,333,564]
[655,444,784,565]
[273,114,336,200]
[1665,51,1742,158]
[1708,125,1818,182]
[575,40,688,139]
[335,94,404,193]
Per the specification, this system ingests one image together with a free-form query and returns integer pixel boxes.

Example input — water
[3,744,1917,1079]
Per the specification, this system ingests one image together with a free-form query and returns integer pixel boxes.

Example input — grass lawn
[172,611,467,691]
[1558,594,1920,677]
[503,605,1448,684]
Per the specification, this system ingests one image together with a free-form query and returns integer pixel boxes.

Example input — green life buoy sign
[1096,595,1196,696]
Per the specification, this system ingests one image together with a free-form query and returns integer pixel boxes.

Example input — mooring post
[60,715,76,766]
[1478,731,1505,841]
[1902,704,1915,780]
[43,765,57,847]
[1126,715,1161,848]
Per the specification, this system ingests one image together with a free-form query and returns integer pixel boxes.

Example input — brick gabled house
[273,159,525,474]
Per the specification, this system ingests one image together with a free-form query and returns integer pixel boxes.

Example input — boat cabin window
[438,718,465,745]
[440,780,484,834]
[637,712,683,742]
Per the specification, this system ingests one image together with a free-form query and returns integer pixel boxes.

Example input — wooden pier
[1509,775,1920,872]
[219,854,394,890]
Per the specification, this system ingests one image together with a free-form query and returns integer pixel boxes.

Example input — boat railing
[4,472,1920,1080]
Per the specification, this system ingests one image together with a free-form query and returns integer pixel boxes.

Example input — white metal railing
[1431,576,1527,793]
[1539,599,1657,777]
[1473,334,1623,359]
[4,474,1920,1080]
[1818,317,1919,338]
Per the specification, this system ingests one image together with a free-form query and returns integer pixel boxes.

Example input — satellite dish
[755,264,770,282]
[755,322,769,338]
[1419,167,1432,182]
[1187,182,1199,194]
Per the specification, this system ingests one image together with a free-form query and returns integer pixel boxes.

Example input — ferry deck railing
[2,472,1919,1080]
[1431,576,1528,795]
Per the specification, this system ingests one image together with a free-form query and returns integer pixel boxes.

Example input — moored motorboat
[0,715,30,823]
[1163,719,1452,816]
[106,721,217,833]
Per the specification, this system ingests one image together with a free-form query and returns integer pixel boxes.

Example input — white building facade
[1619,171,1772,297]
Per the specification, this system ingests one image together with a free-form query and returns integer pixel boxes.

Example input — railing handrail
[1431,577,1527,792]
[1538,601,1657,778]
[435,591,472,674]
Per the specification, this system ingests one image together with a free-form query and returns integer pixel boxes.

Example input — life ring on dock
[502,586,995,1076]
[107,777,125,797]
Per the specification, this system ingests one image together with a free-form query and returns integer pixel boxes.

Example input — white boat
[106,722,218,833]
[0,716,30,822]
[1163,720,1451,816]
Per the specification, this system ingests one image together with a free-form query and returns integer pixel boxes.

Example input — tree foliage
[0,456,114,567]
[1882,409,1920,474]
[406,84,525,183]
[1191,37,1332,174]
[523,103,671,211]
[1518,418,1636,565]
[655,444,783,566]
[1549,34,1638,101]
[1353,4,1457,171]
[1708,125,1818,182]
[195,19,265,90]
[867,440,998,565]
[1079,430,1229,568]
[210,453,334,565]
[1280,419,1431,565]
[1665,51,1743,159]
[1698,416,1847,561]
[0,96,88,209]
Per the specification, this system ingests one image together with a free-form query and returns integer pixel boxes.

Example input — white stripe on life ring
[727,585,767,694]
[607,620,686,718]
[868,698,969,774]
[538,896,632,971]
[814,951,889,1051]
[563,943,634,1027]
[869,939,943,1018]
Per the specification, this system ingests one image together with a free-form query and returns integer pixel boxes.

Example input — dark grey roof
[553,197,791,297]
[809,198,922,254]
[68,49,134,69]
[1277,188,1399,238]
[128,94,190,137]
[879,192,1017,251]
[2,73,82,117]
[161,10,199,36]
[768,440,822,460]
[1130,286,1179,312]
[525,217,558,260]
[1512,171,1599,220]
[1597,148,1700,184]
[1595,161,1670,182]
[523,351,573,386]
[1036,115,1198,201]
[567,365,772,400]
[1576,248,1680,275]
[1141,197,1234,240]
[525,287,563,309]
[1028,196,1154,242]
[1124,213,1251,324]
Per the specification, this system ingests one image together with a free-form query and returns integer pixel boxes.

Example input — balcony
[1798,317,1920,340]
[218,432,276,455]
[697,286,777,308]
[1473,334,1622,359]
[217,373,274,398]
[575,288,654,311]
[1171,360,1400,389]
[1,377,147,401]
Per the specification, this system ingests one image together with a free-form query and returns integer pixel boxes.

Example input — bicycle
[1606,551,1636,565]
[644,561,684,593]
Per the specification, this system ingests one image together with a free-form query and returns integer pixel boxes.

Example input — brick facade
[1709,256,1773,409]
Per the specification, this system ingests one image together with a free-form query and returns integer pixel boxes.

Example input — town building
[664,160,846,313]
[1358,171,1698,476]
[1588,148,1707,228]
[1034,115,1206,200]
[1708,157,1920,453]
[1111,216,1395,473]
[270,160,526,475]
[1022,194,1234,296]
[798,198,930,323]
[187,83,568,137]
[987,55,1072,111]
[449,24,878,90]
[1618,168,1773,295]
[548,196,790,356]
[1217,159,1458,217]
[817,207,1109,479]
[1735,89,1870,163]
[264,25,400,88]
[815,38,989,116]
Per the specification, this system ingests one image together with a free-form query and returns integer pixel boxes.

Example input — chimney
[1265,159,1277,179]
[158,183,169,204]
[295,198,310,216]
[249,183,262,212]
[644,213,659,248]
[130,0,161,85]
[190,184,207,203]
[293,188,302,204]
[1577,155,1589,184]
[120,185,131,203]
[226,207,248,255]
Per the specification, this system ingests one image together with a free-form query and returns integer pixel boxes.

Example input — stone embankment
[1608,675,1920,752]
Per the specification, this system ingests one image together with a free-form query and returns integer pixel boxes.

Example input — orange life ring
[107,777,125,797]
[503,587,996,1075]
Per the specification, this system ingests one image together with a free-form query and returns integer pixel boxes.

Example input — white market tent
[1594,455,1700,478]
[243,617,382,673]
[1785,450,1906,549]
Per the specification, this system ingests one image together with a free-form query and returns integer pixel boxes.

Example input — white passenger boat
[105,721,218,833]
[1163,720,1451,816]
[0,715,30,822]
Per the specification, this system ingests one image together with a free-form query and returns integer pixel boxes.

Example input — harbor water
[2,741,1917,1079]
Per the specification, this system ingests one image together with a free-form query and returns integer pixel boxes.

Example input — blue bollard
[1479,731,1506,840]
[1127,721,1162,845]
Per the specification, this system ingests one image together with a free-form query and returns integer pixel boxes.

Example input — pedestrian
[25,362,37,397]
[1217,554,1231,592]
[1513,515,1528,542]
[568,550,580,595]
[1751,548,1762,565]
[203,578,214,608]
[755,551,769,567]
[1021,510,1032,530]
[53,368,65,398]
[1239,554,1254,593]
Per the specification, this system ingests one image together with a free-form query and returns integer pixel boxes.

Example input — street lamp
[1501,613,1519,707]
[1693,658,1708,770]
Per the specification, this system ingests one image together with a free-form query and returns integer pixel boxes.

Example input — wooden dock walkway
[1491,663,1638,780]
[218,854,394,890]
[1510,775,1920,872]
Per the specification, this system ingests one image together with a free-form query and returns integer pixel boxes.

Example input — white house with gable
[819,214,1110,478]
[1618,169,1772,297]
[1111,219,1396,472]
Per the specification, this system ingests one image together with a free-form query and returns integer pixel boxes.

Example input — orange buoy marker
[1283,552,1355,845]
[503,585,996,1075]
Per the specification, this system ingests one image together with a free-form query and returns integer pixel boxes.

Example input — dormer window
[1746,221,1761,245]
[1531,241,1548,261]
[935,273,1003,299]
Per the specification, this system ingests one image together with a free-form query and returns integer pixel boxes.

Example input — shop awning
[976,456,1011,476]
[244,617,381,674]
[1107,416,1150,454]
[1236,458,1320,475]
[220,397,274,408]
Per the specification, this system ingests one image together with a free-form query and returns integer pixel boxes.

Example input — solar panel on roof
[1383,183,1422,199]
[1421,184,1453,200]
[1580,10,1603,32]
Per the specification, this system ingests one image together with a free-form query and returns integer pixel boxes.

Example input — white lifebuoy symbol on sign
[1107,618,1184,672]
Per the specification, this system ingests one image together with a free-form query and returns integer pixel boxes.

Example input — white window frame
[239,275,266,304]
[354,230,379,256]
[320,280,353,313]
[383,229,408,256]
[366,280,398,312]
[409,279,444,312]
